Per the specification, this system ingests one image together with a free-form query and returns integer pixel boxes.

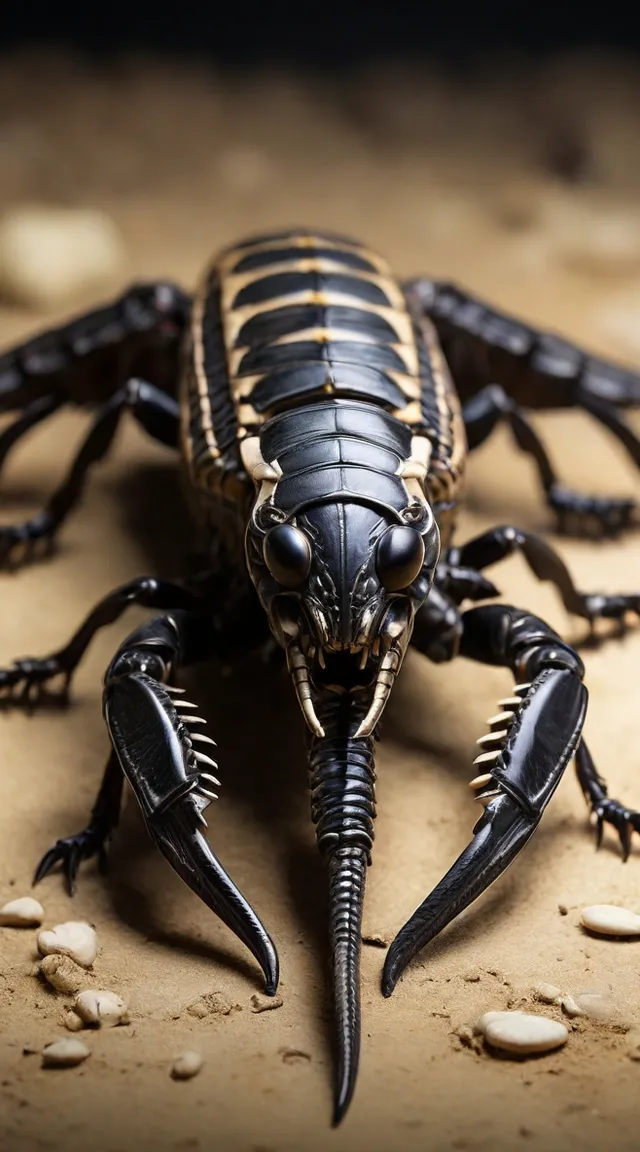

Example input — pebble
[39,954,87,994]
[559,995,586,1019]
[63,1012,84,1033]
[484,1013,568,1055]
[250,993,283,1013]
[0,205,124,310]
[75,990,129,1028]
[37,921,98,968]
[533,983,562,1004]
[580,905,640,937]
[171,1051,204,1080]
[473,1011,516,1036]
[0,897,45,927]
[42,1038,90,1068]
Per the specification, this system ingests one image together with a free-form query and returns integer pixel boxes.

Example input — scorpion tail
[309,694,376,1126]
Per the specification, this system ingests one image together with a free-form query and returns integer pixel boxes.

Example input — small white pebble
[580,905,640,937]
[37,921,98,968]
[171,1051,203,1080]
[559,995,586,1019]
[39,954,86,994]
[75,990,129,1028]
[484,1013,568,1055]
[42,1038,90,1068]
[533,982,562,1004]
[0,206,124,311]
[63,1012,84,1033]
[473,1010,519,1036]
[0,896,44,927]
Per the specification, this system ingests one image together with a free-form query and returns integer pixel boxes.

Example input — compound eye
[376,525,425,591]
[263,524,312,588]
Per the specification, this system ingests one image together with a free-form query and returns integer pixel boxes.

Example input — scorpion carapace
[1,229,640,1124]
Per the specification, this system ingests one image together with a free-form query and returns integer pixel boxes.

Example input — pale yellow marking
[185,272,221,481]
[222,296,415,349]
[238,435,264,476]
[386,371,422,399]
[217,233,391,276]
[221,263,406,318]
[237,402,263,428]
[391,400,424,425]
[227,330,421,383]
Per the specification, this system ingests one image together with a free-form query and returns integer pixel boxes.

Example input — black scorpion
[1,229,640,1123]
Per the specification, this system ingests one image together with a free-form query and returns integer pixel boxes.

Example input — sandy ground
[1,48,640,1152]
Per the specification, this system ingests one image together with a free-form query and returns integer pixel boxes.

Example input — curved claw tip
[381,958,399,999]
[260,941,280,998]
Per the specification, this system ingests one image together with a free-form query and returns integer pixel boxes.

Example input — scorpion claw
[383,667,587,995]
[104,673,279,994]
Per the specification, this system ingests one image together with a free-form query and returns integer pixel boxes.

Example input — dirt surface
[1,48,640,1152]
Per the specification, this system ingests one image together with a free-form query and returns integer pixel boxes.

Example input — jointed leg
[0,575,200,703]
[451,524,640,625]
[0,395,62,475]
[0,378,180,567]
[461,385,635,536]
[575,741,640,860]
[407,277,640,536]
[35,751,124,894]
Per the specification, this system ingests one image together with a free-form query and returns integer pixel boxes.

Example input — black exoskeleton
[2,230,640,1124]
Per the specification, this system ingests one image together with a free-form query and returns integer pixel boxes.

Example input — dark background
[1,1,640,63]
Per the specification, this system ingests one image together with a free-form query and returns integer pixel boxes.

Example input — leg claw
[592,799,640,862]
[0,513,56,570]
[34,828,108,896]
[0,656,69,706]
[550,484,636,539]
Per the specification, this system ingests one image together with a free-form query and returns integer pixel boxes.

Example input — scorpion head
[246,497,440,737]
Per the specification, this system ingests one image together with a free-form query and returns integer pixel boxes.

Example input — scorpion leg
[0,281,190,416]
[101,610,278,993]
[0,394,62,476]
[575,741,640,861]
[407,277,640,537]
[452,525,640,626]
[35,751,124,894]
[0,576,199,704]
[385,603,587,993]
[0,378,179,568]
[461,385,634,537]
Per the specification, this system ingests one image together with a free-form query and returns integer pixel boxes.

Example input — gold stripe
[190,270,221,463]
[221,265,406,317]
[217,233,391,276]
[223,295,415,348]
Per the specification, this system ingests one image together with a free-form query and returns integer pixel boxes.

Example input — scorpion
[1,228,640,1123]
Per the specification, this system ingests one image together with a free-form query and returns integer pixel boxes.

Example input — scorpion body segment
[2,228,640,1124]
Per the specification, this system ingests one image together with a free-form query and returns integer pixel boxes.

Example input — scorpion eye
[263,524,312,588]
[376,525,425,591]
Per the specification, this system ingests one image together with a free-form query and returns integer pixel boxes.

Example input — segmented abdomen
[180,230,466,535]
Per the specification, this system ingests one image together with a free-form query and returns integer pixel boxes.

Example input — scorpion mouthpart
[355,649,400,737]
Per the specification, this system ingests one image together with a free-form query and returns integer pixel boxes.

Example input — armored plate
[179,230,466,538]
